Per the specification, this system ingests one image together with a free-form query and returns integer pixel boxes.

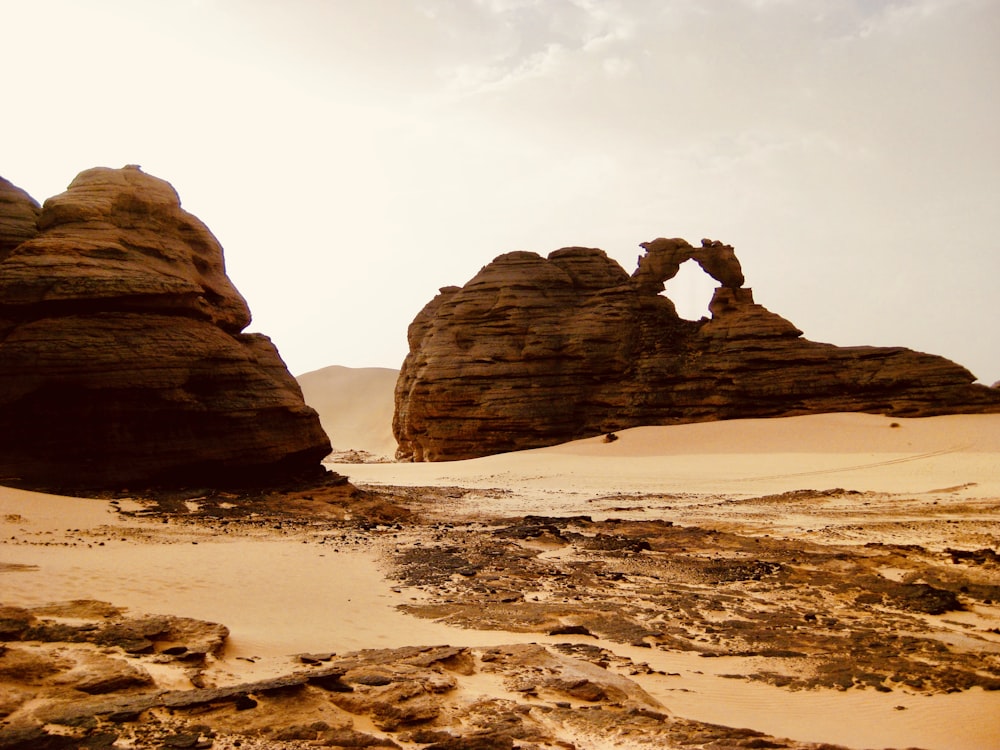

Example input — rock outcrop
[394,238,1000,461]
[0,178,40,257]
[0,166,331,488]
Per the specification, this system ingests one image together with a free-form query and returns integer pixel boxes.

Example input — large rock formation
[0,177,41,255]
[0,166,331,488]
[394,238,1000,461]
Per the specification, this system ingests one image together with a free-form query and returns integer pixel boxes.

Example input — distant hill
[296,365,398,459]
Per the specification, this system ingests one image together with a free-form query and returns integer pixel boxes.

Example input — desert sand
[1,368,999,749]
[297,365,400,460]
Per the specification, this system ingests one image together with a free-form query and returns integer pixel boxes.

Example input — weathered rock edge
[395,238,1000,460]
[0,167,331,489]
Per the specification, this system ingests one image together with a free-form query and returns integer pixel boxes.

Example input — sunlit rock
[395,238,1000,461]
[0,166,331,489]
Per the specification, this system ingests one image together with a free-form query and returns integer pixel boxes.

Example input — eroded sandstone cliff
[0,166,331,488]
[394,238,1000,461]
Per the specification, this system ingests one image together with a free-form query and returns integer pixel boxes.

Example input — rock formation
[0,166,331,488]
[394,238,1000,461]
[0,178,41,256]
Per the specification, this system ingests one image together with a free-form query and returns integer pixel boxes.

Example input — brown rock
[0,178,40,257]
[0,686,32,719]
[0,167,331,489]
[395,238,1000,461]
[54,652,153,695]
[330,678,442,731]
[633,237,744,291]
[481,643,660,709]
[0,647,70,685]
[20,604,229,661]
[368,686,441,730]
[0,607,35,640]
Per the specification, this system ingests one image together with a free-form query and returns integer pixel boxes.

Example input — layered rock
[395,238,1000,461]
[0,166,330,488]
[0,177,40,257]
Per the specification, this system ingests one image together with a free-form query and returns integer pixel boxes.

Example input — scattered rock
[946,547,1000,565]
[2,483,995,749]
[548,624,594,637]
[857,580,964,615]
[391,515,1000,695]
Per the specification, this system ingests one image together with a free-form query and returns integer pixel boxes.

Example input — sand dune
[296,364,399,458]
[336,412,1000,501]
[549,411,1000,456]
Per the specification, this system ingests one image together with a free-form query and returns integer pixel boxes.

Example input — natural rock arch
[394,236,1000,461]
[631,237,745,293]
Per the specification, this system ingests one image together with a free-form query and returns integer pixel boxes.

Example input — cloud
[446,43,568,95]
[3,0,998,381]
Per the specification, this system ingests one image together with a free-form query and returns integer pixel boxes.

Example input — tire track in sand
[720,444,971,483]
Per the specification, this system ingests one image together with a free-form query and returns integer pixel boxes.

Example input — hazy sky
[4,0,999,383]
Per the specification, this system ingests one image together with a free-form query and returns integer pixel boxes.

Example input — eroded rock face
[0,178,40,257]
[395,238,1000,461]
[0,166,331,488]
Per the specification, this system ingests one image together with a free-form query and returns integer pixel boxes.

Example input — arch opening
[663,261,719,321]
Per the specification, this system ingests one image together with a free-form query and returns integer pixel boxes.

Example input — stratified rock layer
[394,239,1000,461]
[0,166,331,488]
[0,177,40,256]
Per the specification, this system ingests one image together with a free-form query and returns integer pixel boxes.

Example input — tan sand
[0,485,121,532]
[2,409,999,749]
[326,410,1000,749]
[335,411,1000,506]
[297,364,399,458]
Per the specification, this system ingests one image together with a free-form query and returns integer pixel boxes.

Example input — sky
[3,0,999,383]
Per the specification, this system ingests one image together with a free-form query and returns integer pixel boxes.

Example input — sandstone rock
[0,607,34,640]
[0,178,40,257]
[0,647,70,685]
[55,652,154,695]
[0,619,849,750]
[19,603,229,661]
[301,645,490,736]
[632,237,744,292]
[0,167,331,489]
[395,238,1000,460]
[0,686,31,719]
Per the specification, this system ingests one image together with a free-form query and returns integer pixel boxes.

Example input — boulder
[395,239,1000,461]
[0,166,331,489]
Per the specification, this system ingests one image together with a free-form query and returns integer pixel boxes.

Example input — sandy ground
[298,365,399,460]
[338,411,1000,499]
[2,371,999,749]
[329,411,1000,749]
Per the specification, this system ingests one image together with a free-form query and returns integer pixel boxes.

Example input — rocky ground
[1,475,998,749]
[384,488,1000,695]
